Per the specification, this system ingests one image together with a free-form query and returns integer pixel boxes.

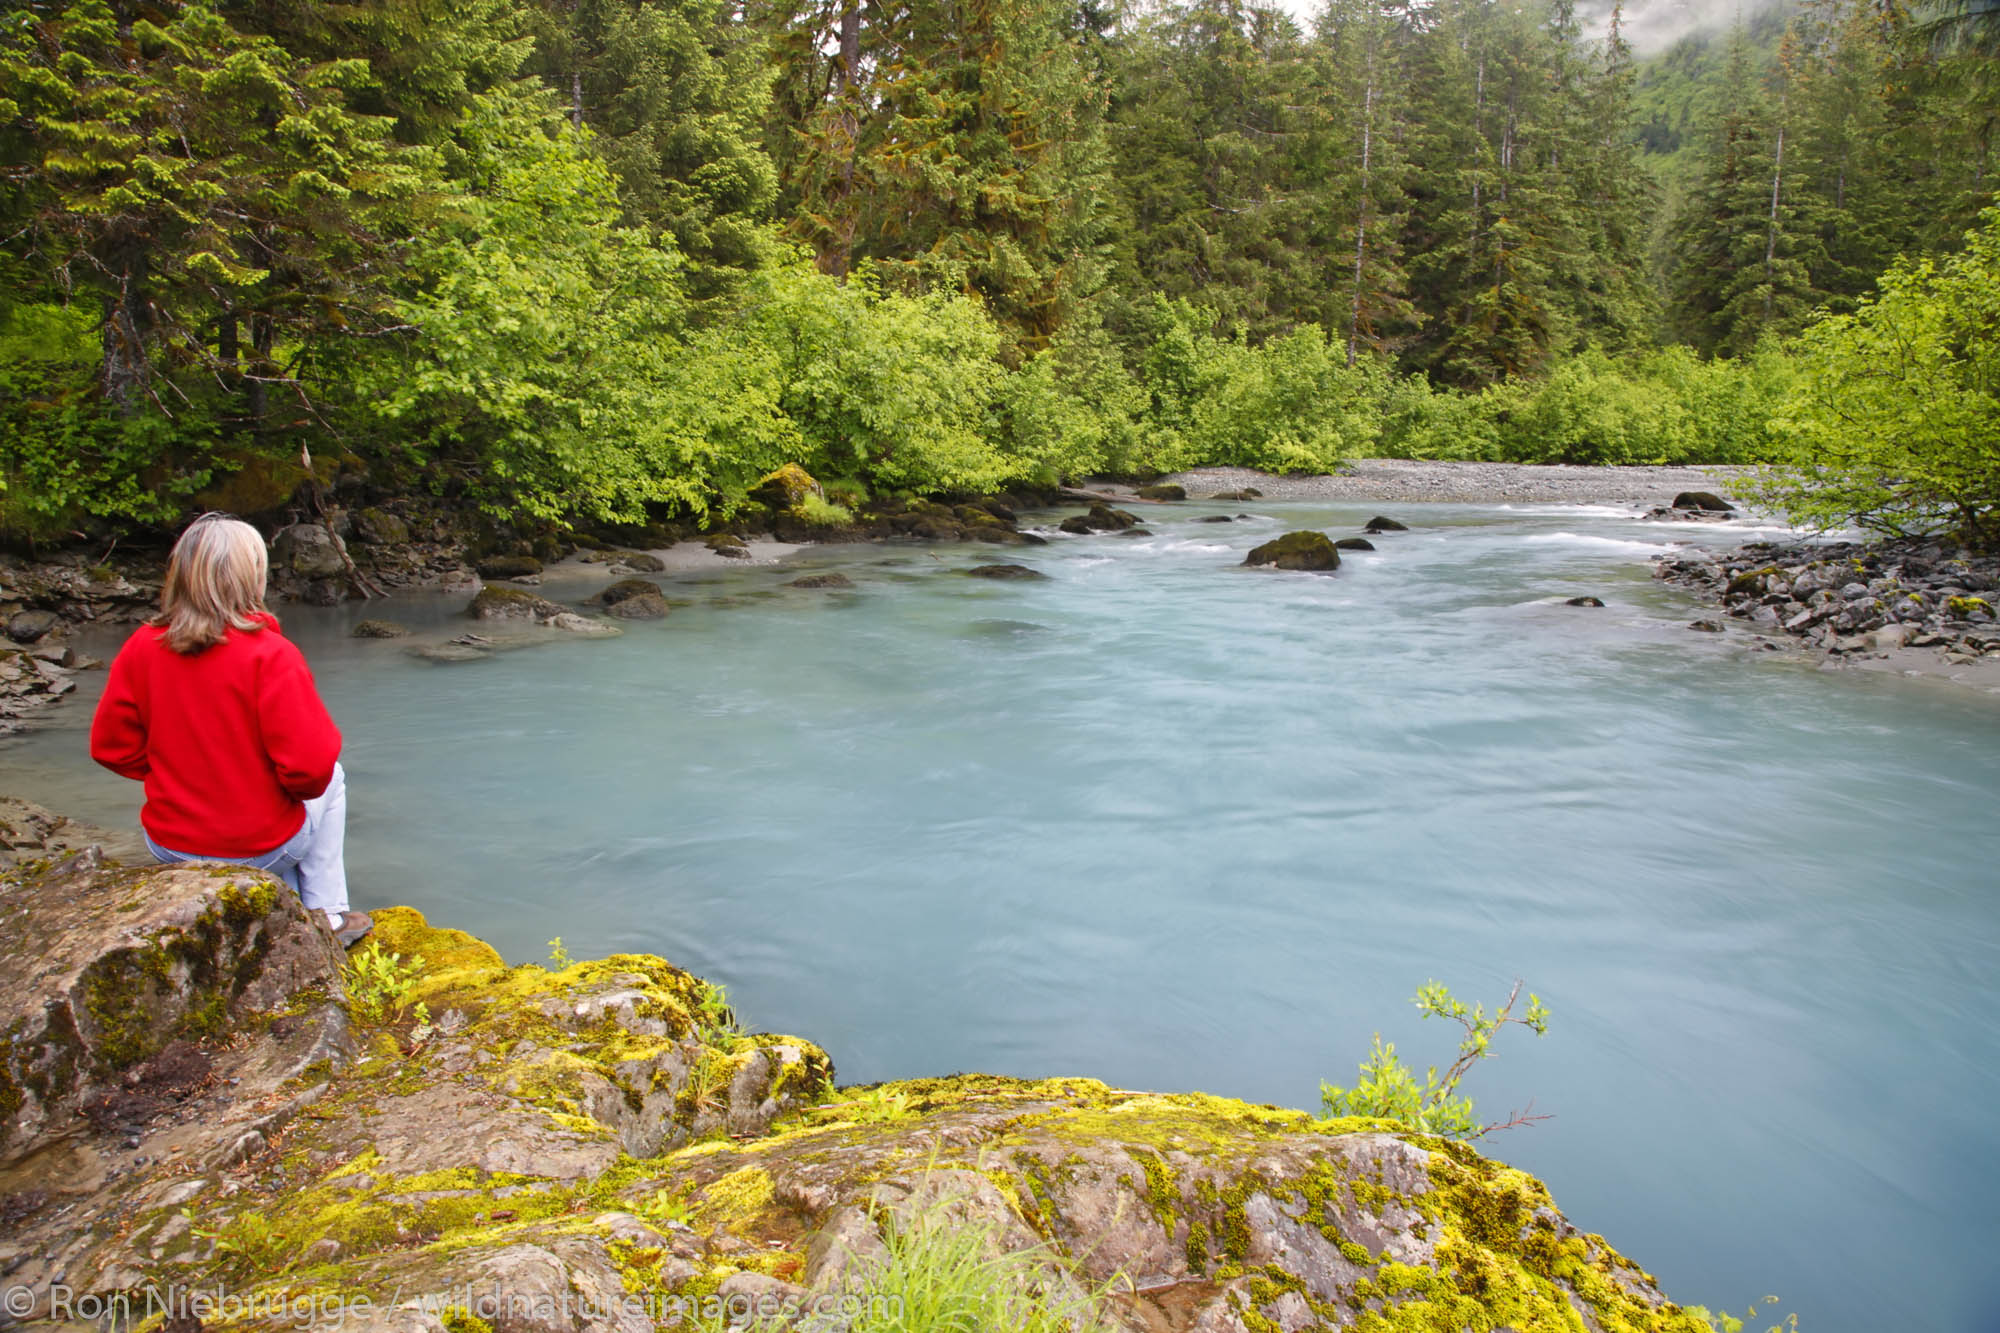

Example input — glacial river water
[7,499,2000,1331]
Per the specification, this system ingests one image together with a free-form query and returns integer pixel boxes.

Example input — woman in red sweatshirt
[90,513,371,946]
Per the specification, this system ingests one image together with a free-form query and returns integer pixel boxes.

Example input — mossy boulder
[351,619,409,639]
[1136,483,1187,501]
[787,572,854,589]
[0,853,347,1167]
[593,578,663,607]
[618,552,667,573]
[475,555,543,580]
[0,852,1702,1333]
[751,463,825,511]
[467,586,564,622]
[604,593,669,620]
[271,523,346,579]
[1245,531,1341,572]
[352,508,410,546]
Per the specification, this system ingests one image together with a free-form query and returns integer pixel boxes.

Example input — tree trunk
[1348,43,1376,369]
[99,248,150,416]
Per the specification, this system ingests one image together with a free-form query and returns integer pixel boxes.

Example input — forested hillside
[1,0,1995,542]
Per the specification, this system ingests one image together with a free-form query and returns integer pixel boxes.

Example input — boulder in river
[966,563,1049,580]
[1565,596,1605,607]
[1210,487,1263,501]
[617,551,667,572]
[1334,537,1375,551]
[1672,491,1736,513]
[1363,515,1409,533]
[1689,619,1724,632]
[787,572,855,589]
[1136,483,1187,501]
[593,577,663,607]
[476,554,543,580]
[468,585,564,621]
[1198,515,1236,523]
[603,592,669,619]
[351,618,410,638]
[1245,531,1341,572]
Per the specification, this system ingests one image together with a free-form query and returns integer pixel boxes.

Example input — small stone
[1688,619,1724,632]
[1362,516,1409,533]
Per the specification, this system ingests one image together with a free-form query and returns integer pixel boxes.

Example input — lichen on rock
[0,859,1706,1333]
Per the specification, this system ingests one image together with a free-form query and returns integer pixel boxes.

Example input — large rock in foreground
[0,853,1704,1333]
[1245,531,1341,572]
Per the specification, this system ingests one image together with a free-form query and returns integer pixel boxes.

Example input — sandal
[331,910,375,949]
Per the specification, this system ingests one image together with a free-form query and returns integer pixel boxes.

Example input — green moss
[1947,595,1991,618]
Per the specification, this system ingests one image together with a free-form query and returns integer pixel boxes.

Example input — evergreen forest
[3,0,1996,541]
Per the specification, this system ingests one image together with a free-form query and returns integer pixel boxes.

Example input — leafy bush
[1753,207,2000,546]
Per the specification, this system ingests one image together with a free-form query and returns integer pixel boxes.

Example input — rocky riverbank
[1155,461,1746,506]
[1653,536,2000,689]
[0,809,1712,1333]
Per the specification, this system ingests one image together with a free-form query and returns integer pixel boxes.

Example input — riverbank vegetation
[1,0,1995,543]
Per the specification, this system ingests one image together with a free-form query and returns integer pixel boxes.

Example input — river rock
[1136,484,1187,501]
[352,619,410,638]
[0,838,1706,1333]
[468,586,564,621]
[787,572,855,589]
[1197,515,1235,523]
[272,522,347,579]
[751,463,824,510]
[1245,531,1340,572]
[476,554,543,580]
[5,609,59,643]
[1672,491,1736,512]
[1362,515,1409,533]
[603,592,669,619]
[966,564,1049,580]
[1689,619,1724,632]
[594,577,663,607]
[1566,596,1605,607]
[352,507,410,546]
[617,552,667,573]
[1209,488,1263,501]
[1334,537,1375,551]
[707,533,752,560]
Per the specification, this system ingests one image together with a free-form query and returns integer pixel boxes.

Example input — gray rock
[477,555,544,580]
[1362,515,1409,533]
[272,523,347,578]
[787,572,855,589]
[593,578,663,607]
[5,610,59,643]
[617,552,667,573]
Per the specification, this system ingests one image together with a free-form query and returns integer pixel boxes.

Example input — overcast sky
[1259,0,1785,55]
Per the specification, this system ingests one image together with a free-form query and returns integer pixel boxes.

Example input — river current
[7,498,2000,1331]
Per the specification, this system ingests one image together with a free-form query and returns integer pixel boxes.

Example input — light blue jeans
[147,762,350,928]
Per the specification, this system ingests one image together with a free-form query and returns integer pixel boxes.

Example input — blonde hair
[152,513,273,654]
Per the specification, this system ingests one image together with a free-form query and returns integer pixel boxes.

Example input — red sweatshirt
[90,614,343,857]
